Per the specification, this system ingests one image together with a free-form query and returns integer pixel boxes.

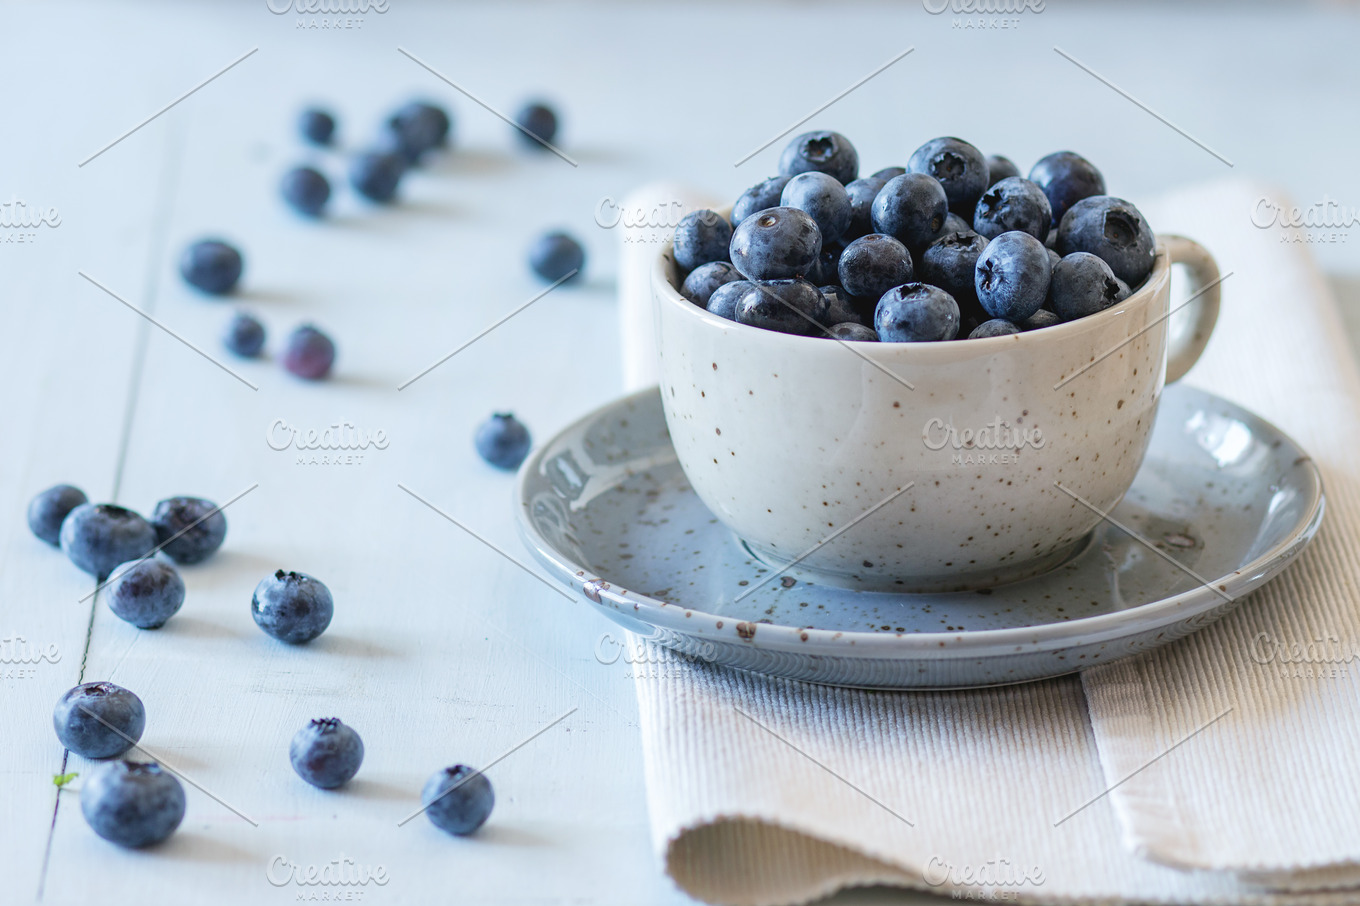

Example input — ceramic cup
[652,232,1221,592]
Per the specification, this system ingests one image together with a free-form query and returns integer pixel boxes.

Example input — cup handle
[1159,235,1221,384]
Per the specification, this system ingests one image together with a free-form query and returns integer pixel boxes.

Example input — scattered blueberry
[706,280,753,321]
[780,172,852,244]
[843,176,888,240]
[298,107,336,146]
[985,155,1020,186]
[736,279,829,336]
[385,100,452,163]
[777,130,858,185]
[1055,195,1156,286]
[680,261,741,308]
[475,413,532,470]
[818,284,863,327]
[224,312,265,358]
[919,230,989,307]
[422,765,494,836]
[838,234,912,300]
[731,176,792,228]
[27,484,88,546]
[179,239,243,295]
[280,166,331,218]
[514,101,558,150]
[106,559,185,629]
[282,324,336,380]
[875,284,960,342]
[251,570,334,644]
[973,177,1052,242]
[673,210,732,272]
[81,761,184,849]
[871,166,906,180]
[290,718,364,789]
[60,504,157,579]
[969,318,1022,339]
[1029,151,1105,228]
[975,231,1052,322]
[1049,251,1131,321]
[1022,308,1062,331]
[728,207,822,281]
[528,231,585,283]
[349,151,405,203]
[907,137,989,217]
[54,682,146,759]
[871,174,948,249]
[828,322,878,342]
[150,497,226,565]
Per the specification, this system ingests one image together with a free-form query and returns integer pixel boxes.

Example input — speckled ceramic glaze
[515,385,1323,689]
[652,233,1221,591]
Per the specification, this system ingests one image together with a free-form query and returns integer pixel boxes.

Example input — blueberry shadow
[147,830,255,863]
[341,778,410,802]
[308,634,399,660]
[559,145,633,166]
[230,288,303,307]
[428,147,515,177]
[157,615,252,643]
[473,823,550,847]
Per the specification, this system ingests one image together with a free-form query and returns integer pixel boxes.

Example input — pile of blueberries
[673,131,1155,341]
[28,485,494,847]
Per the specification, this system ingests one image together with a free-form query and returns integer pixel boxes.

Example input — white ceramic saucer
[515,384,1324,689]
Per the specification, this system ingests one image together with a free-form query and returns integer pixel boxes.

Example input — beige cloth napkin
[620,178,1360,904]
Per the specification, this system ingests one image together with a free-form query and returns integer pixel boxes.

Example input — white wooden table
[2,3,1357,904]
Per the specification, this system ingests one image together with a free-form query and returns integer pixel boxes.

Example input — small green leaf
[52,772,78,788]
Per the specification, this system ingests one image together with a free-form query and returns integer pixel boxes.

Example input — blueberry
[349,151,405,203]
[731,176,792,228]
[680,261,741,308]
[728,207,821,281]
[290,718,364,789]
[1049,252,1131,321]
[54,682,146,759]
[1047,247,1061,273]
[280,166,331,217]
[736,279,828,336]
[973,177,1052,242]
[81,761,184,849]
[385,100,452,163]
[875,284,960,342]
[475,413,532,470]
[60,504,157,579]
[282,324,336,380]
[843,176,888,240]
[837,234,912,300]
[943,212,971,235]
[818,285,862,327]
[907,137,989,217]
[179,239,243,295]
[827,322,878,342]
[969,318,1022,339]
[919,230,989,308]
[224,312,265,357]
[1022,308,1061,331]
[777,130,858,185]
[871,174,948,250]
[780,172,852,244]
[1029,152,1105,228]
[150,496,227,565]
[298,107,336,146]
[871,166,906,180]
[106,559,185,629]
[514,101,558,150]
[975,231,1052,322]
[252,570,334,644]
[27,484,87,546]
[529,231,586,283]
[810,241,844,286]
[422,765,494,836]
[673,210,732,272]
[706,280,753,321]
[1055,195,1156,286]
[985,155,1020,187]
